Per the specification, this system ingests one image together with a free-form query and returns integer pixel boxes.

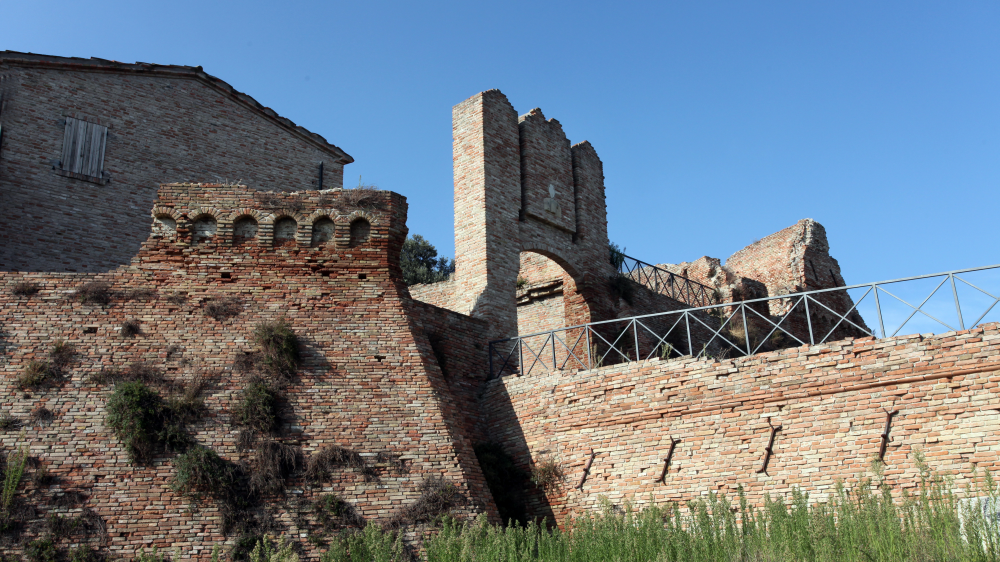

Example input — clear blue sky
[5,1,998,286]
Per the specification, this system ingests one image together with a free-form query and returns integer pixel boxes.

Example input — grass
[17,360,51,390]
[1,442,28,532]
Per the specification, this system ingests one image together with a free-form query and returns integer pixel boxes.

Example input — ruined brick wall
[0,55,351,273]
[481,323,1000,525]
[432,90,614,341]
[0,184,495,559]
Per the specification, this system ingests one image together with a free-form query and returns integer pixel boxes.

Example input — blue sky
[5,1,999,287]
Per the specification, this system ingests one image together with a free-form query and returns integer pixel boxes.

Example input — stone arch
[272,215,298,247]
[349,217,371,247]
[310,216,335,247]
[150,206,181,239]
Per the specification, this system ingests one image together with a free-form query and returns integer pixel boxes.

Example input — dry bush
[252,319,300,381]
[340,185,383,210]
[49,340,75,373]
[248,440,302,496]
[30,406,54,425]
[305,445,368,484]
[376,451,409,476]
[75,282,112,305]
[11,282,39,297]
[233,379,279,435]
[385,476,465,529]
[205,297,243,321]
[52,489,87,507]
[17,360,51,389]
[531,457,564,492]
[165,292,187,305]
[0,414,20,431]
[120,319,141,338]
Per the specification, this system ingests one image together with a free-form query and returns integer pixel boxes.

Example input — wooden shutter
[61,117,107,177]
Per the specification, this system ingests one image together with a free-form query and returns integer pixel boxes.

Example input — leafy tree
[401,235,454,285]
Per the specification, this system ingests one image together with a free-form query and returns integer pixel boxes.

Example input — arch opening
[192,215,217,245]
[349,218,370,247]
[233,216,259,244]
[153,215,176,237]
[311,217,335,247]
[273,217,298,247]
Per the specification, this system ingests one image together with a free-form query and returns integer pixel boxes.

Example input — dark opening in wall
[273,217,298,247]
[349,218,370,247]
[311,217,334,247]
[192,215,217,245]
[233,216,259,244]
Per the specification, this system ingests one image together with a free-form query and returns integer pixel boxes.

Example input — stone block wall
[0,54,351,273]
[481,322,1000,525]
[0,184,495,559]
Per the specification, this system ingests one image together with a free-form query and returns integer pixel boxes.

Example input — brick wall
[0,184,494,559]
[0,55,350,273]
[481,322,1000,525]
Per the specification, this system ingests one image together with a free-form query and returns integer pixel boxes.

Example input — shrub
[205,297,243,321]
[252,319,300,380]
[0,443,28,531]
[17,360,51,389]
[24,538,57,562]
[172,445,234,500]
[314,494,361,530]
[248,440,302,496]
[121,319,142,338]
[246,535,299,562]
[473,442,528,525]
[49,340,75,372]
[11,282,39,297]
[0,414,20,431]
[385,476,464,529]
[67,546,102,562]
[305,445,367,484]
[233,380,279,435]
[30,406,54,425]
[75,281,112,305]
[530,457,564,492]
[105,381,166,463]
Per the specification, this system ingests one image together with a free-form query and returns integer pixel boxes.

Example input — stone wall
[0,184,494,559]
[481,322,1000,525]
[0,53,351,273]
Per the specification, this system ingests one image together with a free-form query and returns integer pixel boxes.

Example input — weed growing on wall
[530,458,564,493]
[11,282,39,297]
[17,341,76,390]
[0,442,28,532]
[234,380,280,435]
[104,379,201,463]
[385,476,465,529]
[248,440,302,496]
[252,319,300,381]
[74,282,112,306]
[306,445,369,484]
[17,361,50,390]
[172,446,235,500]
[0,415,20,431]
[24,537,57,562]
[120,319,141,338]
[205,297,243,321]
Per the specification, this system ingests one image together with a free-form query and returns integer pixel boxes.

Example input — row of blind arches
[157,214,370,248]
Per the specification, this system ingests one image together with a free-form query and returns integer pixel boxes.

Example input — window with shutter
[59,117,108,182]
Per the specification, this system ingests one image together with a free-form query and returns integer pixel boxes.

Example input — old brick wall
[0,184,496,559]
[0,55,351,273]
[481,323,1000,525]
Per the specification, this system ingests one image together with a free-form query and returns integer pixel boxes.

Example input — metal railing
[489,264,1000,379]
[616,253,716,307]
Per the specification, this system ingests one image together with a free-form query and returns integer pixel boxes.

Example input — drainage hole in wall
[83,326,97,334]
[358,273,367,280]
[221,272,232,279]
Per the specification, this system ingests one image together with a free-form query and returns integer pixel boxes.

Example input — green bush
[252,319,300,379]
[172,445,234,500]
[105,381,167,463]
[24,537,57,562]
[234,380,280,434]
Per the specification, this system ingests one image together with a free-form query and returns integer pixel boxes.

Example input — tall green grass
[324,454,1000,562]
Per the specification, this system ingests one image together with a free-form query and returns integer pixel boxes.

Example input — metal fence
[489,264,1000,379]
[616,253,716,308]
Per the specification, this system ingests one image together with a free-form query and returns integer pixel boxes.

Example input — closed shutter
[61,117,107,177]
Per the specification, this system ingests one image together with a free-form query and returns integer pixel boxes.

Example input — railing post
[950,273,965,330]
[685,312,693,357]
[518,338,524,377]
[586,326,592,370]
[551,331,557,371]
[633,319,640,362]
[803,296,815,345]
[873,284,885,339]
[741,304,751,356]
